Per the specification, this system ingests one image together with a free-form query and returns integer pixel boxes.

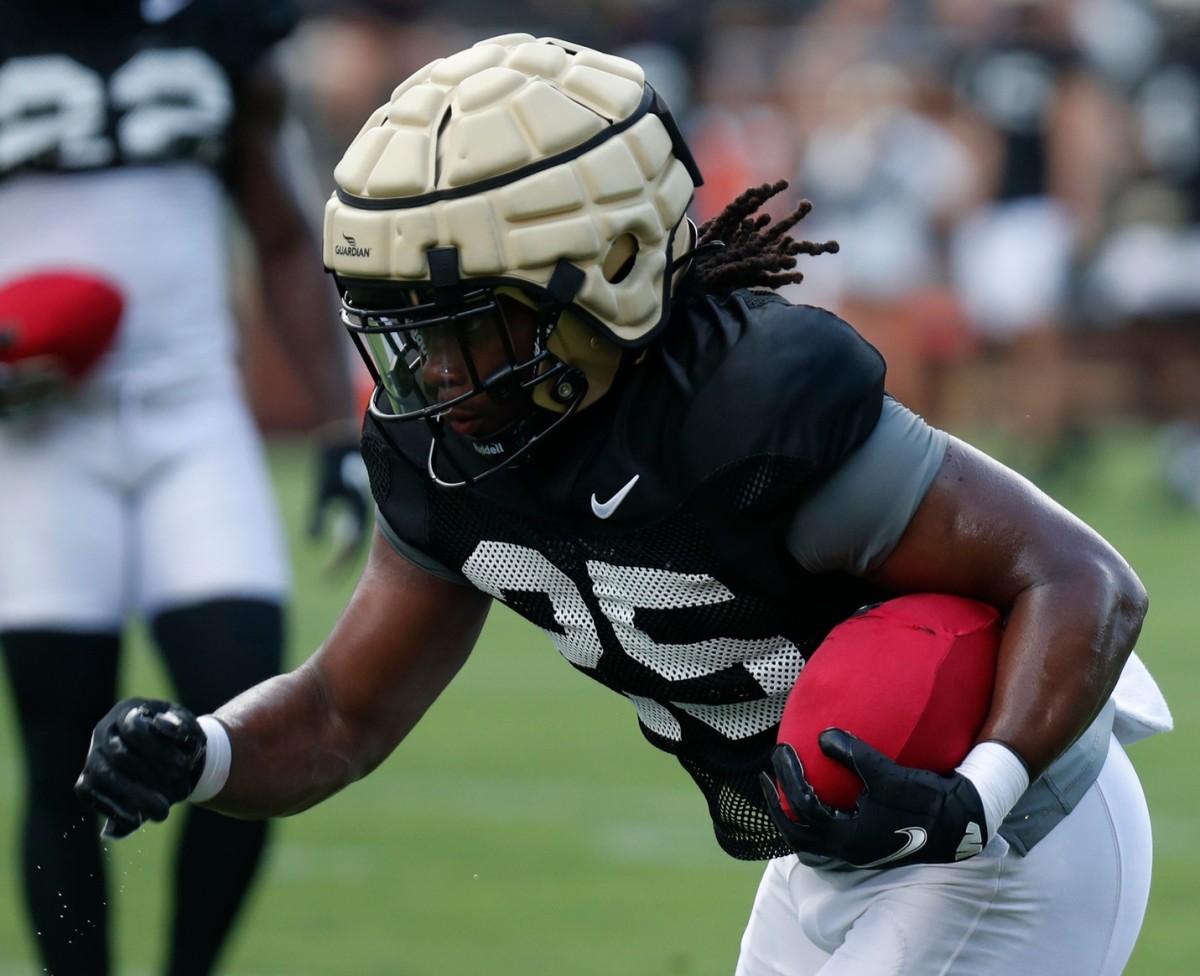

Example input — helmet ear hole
[602,234,639,283]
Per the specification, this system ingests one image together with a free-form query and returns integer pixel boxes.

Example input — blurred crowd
[270,0,1200,495]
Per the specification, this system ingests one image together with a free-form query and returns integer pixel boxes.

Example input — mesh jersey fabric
[364,291,891,860]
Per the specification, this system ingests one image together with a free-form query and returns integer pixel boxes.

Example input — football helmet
[323,33,702,485]
[0,270,123,415]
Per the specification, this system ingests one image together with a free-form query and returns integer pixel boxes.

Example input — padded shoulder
[672,292,886,485]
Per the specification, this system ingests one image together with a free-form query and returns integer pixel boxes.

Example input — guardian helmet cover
[324,33,702,484]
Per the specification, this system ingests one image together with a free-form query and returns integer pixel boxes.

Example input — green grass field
[0,426,1195,975]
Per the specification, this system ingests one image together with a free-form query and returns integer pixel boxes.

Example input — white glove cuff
[956,741,1030,839]
[189,715,232,803]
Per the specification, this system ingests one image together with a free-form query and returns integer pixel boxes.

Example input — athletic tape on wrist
[956,741,1030,839]
[189,715,232,803]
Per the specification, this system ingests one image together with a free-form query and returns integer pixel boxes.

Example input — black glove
[0,359,68,417]
[74,698,206,840]
[761,729,987,869]
[309,440,370,571]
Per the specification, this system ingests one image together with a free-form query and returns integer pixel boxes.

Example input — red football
[0,271,124,380]
[777,593,1003,812]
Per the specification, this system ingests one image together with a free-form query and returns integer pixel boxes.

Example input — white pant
[950,197,1075,339]
[0,371,288,630]
[736,737,1152,976]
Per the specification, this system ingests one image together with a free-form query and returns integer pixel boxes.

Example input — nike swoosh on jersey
[590,474,640,519]
[858,827,928,868]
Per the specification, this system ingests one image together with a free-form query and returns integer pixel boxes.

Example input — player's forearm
[199,661,383,819]
[870,437,1148,781]
[193,541,489,819]
[977,558,1147,779]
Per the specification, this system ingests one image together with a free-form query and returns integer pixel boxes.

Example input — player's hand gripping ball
[776,593,1002,814]
[760,594,1004,867]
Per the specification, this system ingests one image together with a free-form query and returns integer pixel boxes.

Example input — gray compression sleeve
[375,511,469,584]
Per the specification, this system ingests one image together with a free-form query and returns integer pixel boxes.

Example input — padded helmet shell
[323,33,700,347]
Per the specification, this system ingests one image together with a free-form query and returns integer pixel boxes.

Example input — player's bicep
[865,436,1104,605]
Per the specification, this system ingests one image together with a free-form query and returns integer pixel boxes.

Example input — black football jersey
[0,0,296,179]
[363,291,891,861]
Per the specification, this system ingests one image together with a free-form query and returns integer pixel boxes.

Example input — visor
[341,283,551,418]
[338,279,593,487]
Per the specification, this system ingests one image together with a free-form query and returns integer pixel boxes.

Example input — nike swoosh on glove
[74,698,206,840]
[760,728,988,868]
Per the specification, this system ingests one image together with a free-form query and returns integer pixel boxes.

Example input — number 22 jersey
[0,0,297,393]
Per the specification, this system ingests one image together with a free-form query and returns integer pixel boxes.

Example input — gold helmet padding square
[323,33,700,347]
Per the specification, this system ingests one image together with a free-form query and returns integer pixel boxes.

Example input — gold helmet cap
[323,33,701,347]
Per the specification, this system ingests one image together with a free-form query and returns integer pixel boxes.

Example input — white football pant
[736,736,1152,976]
[0,369,288,631]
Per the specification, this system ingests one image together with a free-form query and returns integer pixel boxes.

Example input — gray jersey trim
[786,398,949,575]
[375,511,469,584]
[999,698,1116,855]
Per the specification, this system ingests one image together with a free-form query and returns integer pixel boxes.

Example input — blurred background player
[0,1,368,974]
[944,0,1124,476]
[1076,0,1200,505]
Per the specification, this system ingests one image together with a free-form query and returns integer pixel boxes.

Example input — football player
[75,34,1171,975]
[0,2,367,975]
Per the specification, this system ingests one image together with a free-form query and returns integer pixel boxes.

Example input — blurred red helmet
[777,593,1003,811]
[0,271,124,411]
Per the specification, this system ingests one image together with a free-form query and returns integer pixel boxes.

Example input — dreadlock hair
[682,180,839,299]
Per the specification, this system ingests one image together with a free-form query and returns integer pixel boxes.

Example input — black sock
[2,629,119,976]
[165,807,271,976]
[152,597,284,976]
